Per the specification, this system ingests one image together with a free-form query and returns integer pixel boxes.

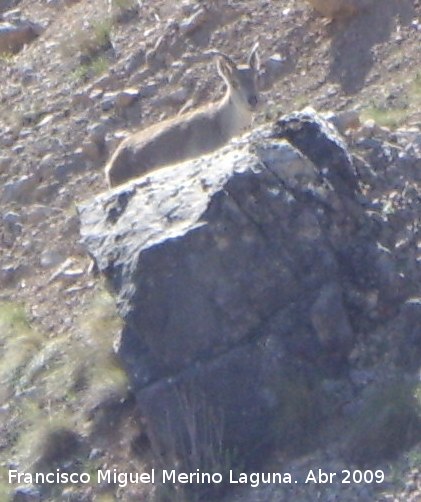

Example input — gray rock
[11,485,41,502]
[137,81,159,99]
[81,140,102,162]
[0,133,17,147]
[3,210,22,235]
[0,265,22,286]
[179,8,208,36]
[26,204,57,224]
[260,53,288,90]
[100,92,116,111]
[72,92,94,109]
[0,20,42,54]
[254,136,318,189]
[274,107,361,197]
[11,143,24,154]
[40,249,66,268]
[54,151,86,182]
[37,153,56,181]
[0,155,12,172]
[0,1,21,13]
[123,48,146,74]
[2,175,38,204]
[115,88,139,109]
[79,111,389,468]
[18,65,37,85]
[152,85,189,108]
[145,21,184,70]
[87,122,107,145]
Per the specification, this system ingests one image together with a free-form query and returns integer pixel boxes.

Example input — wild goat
[105,44,260,187]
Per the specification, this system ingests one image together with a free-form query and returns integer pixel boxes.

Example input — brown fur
[105,45,260,187]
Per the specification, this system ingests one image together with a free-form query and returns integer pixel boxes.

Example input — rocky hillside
[0,0,420,501]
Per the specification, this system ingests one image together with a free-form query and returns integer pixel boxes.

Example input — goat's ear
[248,43,260,71]
[217,56,236,80]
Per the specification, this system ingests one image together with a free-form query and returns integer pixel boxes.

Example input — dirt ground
[0,0,420,500]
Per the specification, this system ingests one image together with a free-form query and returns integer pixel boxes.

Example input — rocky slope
[0,0,420,501]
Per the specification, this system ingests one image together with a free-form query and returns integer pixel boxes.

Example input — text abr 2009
[341,470,384,484]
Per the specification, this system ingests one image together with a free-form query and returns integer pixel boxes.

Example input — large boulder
[78,111,401,472]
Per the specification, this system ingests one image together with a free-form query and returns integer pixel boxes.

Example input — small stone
[261,53,287,90]
[92,73,118,89]
[60,213,80,239]
[36,153,59,183]
[357,119,384,139]
[179,8,207,36]
[138,82,159,99]
[60,487,88,502]
[18,129,32,139]
[0,266,19,286]
[101,92,117,111]
[2,175,38,204]
[115,88,140,109]
[54,151,86,182]
[405,479,418,492]
[89,88,104,100]
[72,92,94,108]
[124,48,146,74]
[0,133,16,147]
[33,140,55,159]
[81,140,102,161]
[20,68,37,85]
[0,155,12,172]
[26,204,56,224]
[12,484,41,502]
[153,86,189,108]
[37,114,54,128]
[11,144,25,155]
[3,211,22,234]
[48,258,84,284]
[40,249,66,268]
[87,122,107,144]
[0,21,42,54]
[266,54,286,74]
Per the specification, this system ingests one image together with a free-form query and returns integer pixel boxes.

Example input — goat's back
[105,105,231,187]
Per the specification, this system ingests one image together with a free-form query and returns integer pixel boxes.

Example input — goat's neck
[217,91,252,138]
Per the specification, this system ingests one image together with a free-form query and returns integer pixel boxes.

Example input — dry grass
[15,408,79,468]
[0,302,44,389]
[361,106,408,129]
[361,74,421,129]
[71,55,110,82]
[0,290,130,499]
[60,17,113,61]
